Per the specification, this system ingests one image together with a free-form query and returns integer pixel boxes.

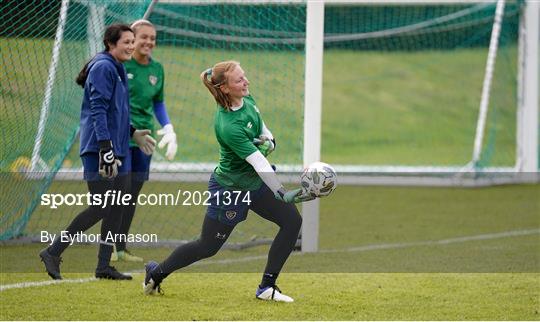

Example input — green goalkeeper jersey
[125,58,164,147]
[214,95,264,191]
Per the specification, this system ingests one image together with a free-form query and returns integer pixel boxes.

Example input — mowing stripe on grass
[319,228,540,253]
[0,277,96,291]
[1,228,538,292]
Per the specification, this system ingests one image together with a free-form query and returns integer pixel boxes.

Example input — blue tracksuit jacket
[79,52,130,157]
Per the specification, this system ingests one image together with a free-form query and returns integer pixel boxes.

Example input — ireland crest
[225,210,237,220]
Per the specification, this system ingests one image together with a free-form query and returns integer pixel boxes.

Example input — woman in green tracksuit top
[142,61,316,302]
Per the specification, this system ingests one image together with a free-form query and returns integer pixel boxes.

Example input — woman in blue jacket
[39,24,155,280]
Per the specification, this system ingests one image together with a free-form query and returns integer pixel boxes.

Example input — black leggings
[116,177,145,251]
[48,175,130,268]
[159,184,302,276]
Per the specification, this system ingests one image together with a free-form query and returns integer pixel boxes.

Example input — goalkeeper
[39,24,155,280]
[143,61,314,302]
[110,19,178,263]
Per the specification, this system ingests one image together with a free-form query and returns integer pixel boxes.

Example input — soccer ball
[300,162,337,198]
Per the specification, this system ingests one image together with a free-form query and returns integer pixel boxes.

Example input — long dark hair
[75,24,133,87]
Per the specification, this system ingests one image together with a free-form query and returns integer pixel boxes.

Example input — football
[300,162,337,198]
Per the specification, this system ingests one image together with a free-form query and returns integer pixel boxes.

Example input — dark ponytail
[75,60,91,88]
[75,23,133,87]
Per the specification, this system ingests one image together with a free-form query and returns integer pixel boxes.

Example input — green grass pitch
[1,184,539,320]
[1,273,538,320]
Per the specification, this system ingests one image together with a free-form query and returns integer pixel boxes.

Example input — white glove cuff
[162,123,174,134]
[261,121,274,141]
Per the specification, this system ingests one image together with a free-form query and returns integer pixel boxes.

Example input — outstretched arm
[245,151,314,203]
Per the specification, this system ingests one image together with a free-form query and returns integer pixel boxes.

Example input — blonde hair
[130,19,154,33]
[200,61,240,110]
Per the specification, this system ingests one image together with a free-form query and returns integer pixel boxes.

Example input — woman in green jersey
[142,61,315,302]
[111,19,178,262]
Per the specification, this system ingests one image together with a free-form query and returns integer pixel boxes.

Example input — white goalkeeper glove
[133,129,156,156]
[157,123,178,160]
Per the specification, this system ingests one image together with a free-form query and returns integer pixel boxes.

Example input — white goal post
[30,0,70,175]
[517,0,539,173]
[302,0,325,252]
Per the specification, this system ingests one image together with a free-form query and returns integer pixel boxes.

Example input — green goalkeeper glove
[253,135,275,157]
[274,187,315,203]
